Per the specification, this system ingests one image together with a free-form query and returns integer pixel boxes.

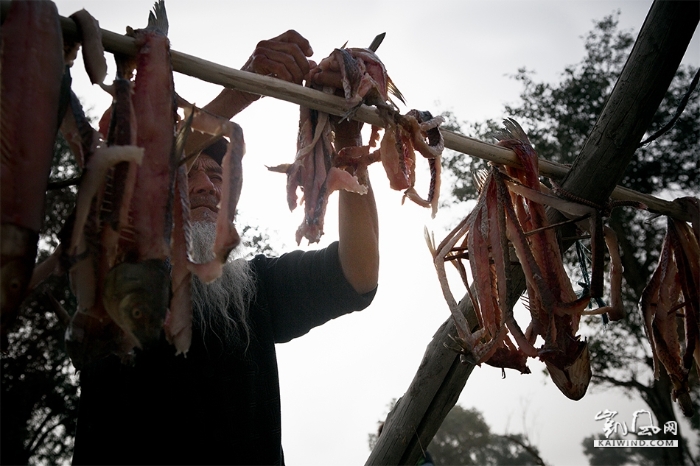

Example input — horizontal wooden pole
[1,1,690,223]
[168,52,698,223]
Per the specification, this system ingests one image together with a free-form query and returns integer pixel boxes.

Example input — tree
[369,403,544,465]
[441,13,699,466]
[1,135,80,466]
[429,405,544,466]
[581,434,649,466]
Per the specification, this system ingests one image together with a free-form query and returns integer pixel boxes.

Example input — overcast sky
[52,1,699,464]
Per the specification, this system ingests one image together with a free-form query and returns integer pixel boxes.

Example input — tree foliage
[581,434,648,466]
[368,403,544,465]
[1,135,80,466]
[429,405,544,466]
[441,12,699,466]
[444,14,698,199]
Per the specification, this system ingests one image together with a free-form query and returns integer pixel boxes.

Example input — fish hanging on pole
[0,0,66,350]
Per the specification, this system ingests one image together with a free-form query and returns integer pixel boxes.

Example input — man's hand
[242,30,313,85]
[203,30,313,119]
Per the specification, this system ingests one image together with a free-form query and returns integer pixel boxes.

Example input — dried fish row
[428,119,634,401]
[271,44,445,245]
[1,0,242,362]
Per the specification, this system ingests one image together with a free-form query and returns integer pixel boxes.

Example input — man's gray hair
[190,221,255,347]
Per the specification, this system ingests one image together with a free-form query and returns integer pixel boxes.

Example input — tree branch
[47,176,81,191]
[27,414,64,455]
[500,434,546,466]
[639,67,700,147]
[591,373,650,395]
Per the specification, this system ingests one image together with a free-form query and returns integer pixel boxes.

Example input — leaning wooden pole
[0,1,692,223]
[366,1,698,464]
[559,1,700,207]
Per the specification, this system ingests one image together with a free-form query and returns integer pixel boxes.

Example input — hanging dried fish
[640,201,699,418]
[272,42,444,244]
[427,119,633,400]
[1,0,66,350]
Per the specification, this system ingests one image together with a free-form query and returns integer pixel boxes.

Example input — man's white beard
[189,221,255,346]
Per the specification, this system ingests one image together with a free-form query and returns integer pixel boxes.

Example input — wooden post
[366,1,698,464]
[561,0,700,206]
[365,268,526,465]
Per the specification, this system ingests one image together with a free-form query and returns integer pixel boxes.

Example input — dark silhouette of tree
[239,224,277,258]
[369,403,544,465]
[1,135,80,466]
[581,434,648,466]
[441,13,699,466]
[429,405,544,466]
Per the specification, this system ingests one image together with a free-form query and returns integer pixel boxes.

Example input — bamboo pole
[0,2,692,223]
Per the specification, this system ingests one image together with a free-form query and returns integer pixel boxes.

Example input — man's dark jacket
[72,242,375,465]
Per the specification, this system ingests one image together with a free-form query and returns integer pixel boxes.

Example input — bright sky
[52,1,699,464]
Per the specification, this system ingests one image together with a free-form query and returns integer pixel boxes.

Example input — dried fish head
[103,259,170,348]
[65,311,135,369]
[541,339,592,401]
[346,47,405,108]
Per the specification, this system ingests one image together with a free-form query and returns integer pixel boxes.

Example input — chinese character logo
[594,410,627,438]
[595,409,675,439]
[664,421,678,436]
[632,410,661,436]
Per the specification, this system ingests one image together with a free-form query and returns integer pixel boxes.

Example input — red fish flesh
[640,213,699,417]
[1,0,65,349]
[165,101,247,355]
[275,45,444,244]
[101,0,175,348]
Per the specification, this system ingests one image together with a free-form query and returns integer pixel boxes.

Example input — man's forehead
[191,154,222,173]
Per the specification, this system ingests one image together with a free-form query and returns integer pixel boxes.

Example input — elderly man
[72,31,378,465]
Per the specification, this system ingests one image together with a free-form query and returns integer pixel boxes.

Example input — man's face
[188,154,222,223]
